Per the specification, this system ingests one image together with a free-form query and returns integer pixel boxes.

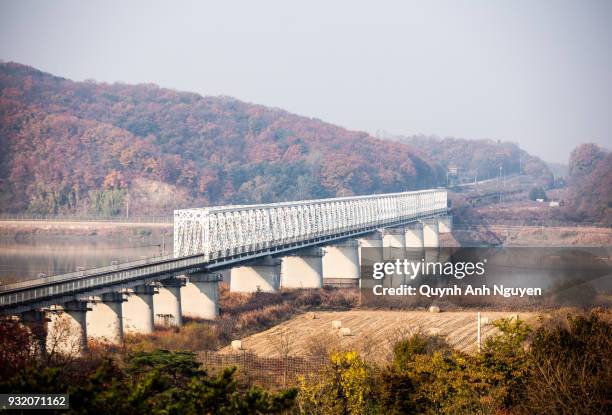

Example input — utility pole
[498,165,503,205]
[477,312,481,352]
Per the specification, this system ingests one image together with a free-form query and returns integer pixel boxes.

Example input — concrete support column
[46,301,89,356]
[21,310,49,358]
[423,220,440,248]
[438,215,453,234]
[322,239,360,287]
[230,257,282,293]
[281,248,324,289]
[181,272,221,320]
[154,277,185,327]
[404,222,425,282]
[357,231,383,265]
[405,223,425,249]
[123,285,156,334]
[382,228,406,260]
[381,228,408,287]
[87,292,125,344]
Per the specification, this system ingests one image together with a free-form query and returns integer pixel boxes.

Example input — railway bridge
[0,189,451,355]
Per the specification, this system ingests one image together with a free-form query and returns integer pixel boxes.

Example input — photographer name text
[372,284,542,298]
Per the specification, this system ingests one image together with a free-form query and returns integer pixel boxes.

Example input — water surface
[0,239,172,284]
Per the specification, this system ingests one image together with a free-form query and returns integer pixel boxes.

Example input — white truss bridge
[0,189,448,314]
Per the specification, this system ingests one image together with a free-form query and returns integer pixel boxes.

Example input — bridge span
[0,189,451,354]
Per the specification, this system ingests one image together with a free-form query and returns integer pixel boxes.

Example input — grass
[124,285,359,352]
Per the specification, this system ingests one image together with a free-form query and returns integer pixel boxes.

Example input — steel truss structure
[174,190,447,259]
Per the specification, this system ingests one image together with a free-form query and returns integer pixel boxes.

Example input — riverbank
[2,219,610,246]
[0,220,173,243]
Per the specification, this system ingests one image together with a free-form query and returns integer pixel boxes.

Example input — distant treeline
[387,134,552,185]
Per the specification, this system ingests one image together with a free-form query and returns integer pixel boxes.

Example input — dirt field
[221,310,538,361]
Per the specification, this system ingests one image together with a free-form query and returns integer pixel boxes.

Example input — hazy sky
[1,0,610,163]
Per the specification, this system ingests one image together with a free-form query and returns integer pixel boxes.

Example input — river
[0,239,172,284]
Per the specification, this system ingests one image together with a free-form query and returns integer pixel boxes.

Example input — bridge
[0,189,451,355]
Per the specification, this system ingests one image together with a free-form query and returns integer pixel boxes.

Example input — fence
[198,351,327,389]
[0,213,173,223]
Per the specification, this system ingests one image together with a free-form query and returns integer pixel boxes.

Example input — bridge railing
[174,189,448,259]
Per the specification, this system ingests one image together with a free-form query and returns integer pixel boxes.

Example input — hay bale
[429,305,440,313]
[332,320,342,329]
[339,327,352,336]
[231,340,243,351]
[306,312,316,319]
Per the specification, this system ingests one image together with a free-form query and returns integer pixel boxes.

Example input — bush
[298,351,372,415]
[392,333,449,369]
[522,311,611,414]
[480,317,531,408]
[0,349,297,414]
[377,369,418,414]
[529,186,548,201]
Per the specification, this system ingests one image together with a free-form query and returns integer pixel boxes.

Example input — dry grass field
[221,310,538,362]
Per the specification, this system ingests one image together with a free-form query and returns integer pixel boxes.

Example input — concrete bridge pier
[231,257,282,293]
[422,219,441,273]
[181,272,221,319]
[123,285,156,334]
[87,292,125,344]
[21,310,49,358]
[438,215,453,234]
[405,222,425,249]
[322,239,360,287]
[382,228,407,260]
[404,222,425,282]
[422,219,440,248]
[280,248,324,289]
[46,301,89,356]
[357,231,383,265]
[154,277,185,327]
[382,228,408,286]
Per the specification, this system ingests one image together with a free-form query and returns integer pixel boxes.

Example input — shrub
[298,351,371,415]
[392,333,449,370]
[522,311,611,414]
[377,369,418,414]
[529,186,548,201]
[480,317,531,408]
[1,349,297,414]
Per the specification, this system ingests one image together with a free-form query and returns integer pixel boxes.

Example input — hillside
[385,134,552,186]
[562,143,611,224]
[0,62,444,215]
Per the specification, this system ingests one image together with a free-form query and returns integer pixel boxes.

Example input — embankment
[0,220,173,243]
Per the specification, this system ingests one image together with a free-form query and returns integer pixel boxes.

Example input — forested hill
[0,62,443,215]
[563,143,611,224]
[385,134,552,185]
